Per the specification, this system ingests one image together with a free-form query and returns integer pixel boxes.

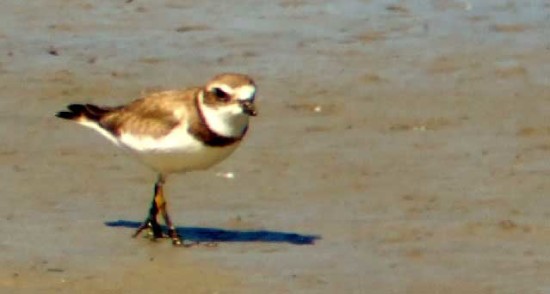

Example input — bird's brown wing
[99,89,199,138]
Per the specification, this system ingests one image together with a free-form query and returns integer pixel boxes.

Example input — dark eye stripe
[213,88,230,102]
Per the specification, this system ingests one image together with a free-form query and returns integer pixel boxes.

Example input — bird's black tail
[55,104,112,122]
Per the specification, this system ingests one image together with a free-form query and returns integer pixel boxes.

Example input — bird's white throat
[199,93,250,138]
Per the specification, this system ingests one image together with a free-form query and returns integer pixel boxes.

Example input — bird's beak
[240,100,257,116]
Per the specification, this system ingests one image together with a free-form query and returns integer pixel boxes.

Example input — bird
[56,73,258,246]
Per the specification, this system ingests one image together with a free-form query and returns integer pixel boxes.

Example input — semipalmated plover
[56,73,257,246]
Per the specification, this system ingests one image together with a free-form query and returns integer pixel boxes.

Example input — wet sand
[1,0,549,293]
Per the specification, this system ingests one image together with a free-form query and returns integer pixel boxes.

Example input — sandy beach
[1,0,549,293]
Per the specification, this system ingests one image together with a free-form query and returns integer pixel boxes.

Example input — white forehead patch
[234,85,256,101]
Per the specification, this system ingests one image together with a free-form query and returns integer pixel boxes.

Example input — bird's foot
[133,221,218,248]
[133,219,163,240]
[167,228,185,246]
[165,228,217,248]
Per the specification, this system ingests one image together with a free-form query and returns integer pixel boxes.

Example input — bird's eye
[213,88,230,102]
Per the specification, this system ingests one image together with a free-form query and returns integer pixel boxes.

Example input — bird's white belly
[116,124,241,174]
[135,143,240,174]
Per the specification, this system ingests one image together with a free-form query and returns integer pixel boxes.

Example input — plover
[56,73,257,246]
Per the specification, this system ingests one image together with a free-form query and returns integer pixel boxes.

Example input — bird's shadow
[105,220,321,245]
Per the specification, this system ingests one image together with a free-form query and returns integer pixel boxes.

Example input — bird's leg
[133,175,165,240]
[154,175,183,246]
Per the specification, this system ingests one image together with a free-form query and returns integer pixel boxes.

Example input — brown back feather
[98,89,198,138]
